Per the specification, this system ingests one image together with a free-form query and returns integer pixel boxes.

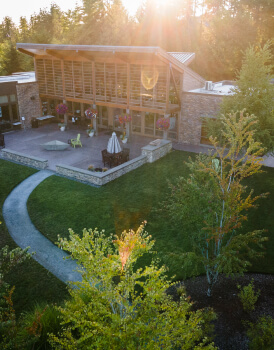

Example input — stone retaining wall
[141,140,172,162]
[56,155,147,186]
[1,149,48,169]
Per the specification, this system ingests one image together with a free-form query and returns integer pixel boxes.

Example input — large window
[0,94,19,130]
[132,111,141,133]
[200,118,215,145]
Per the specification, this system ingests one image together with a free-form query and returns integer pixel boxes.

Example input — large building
[0,72,39,132]
[14,43,233,144]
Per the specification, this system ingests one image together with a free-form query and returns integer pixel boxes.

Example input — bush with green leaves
[237,279,260,312]
[246,315,274,350]
[16,302,62,349]
[0,244,31,349]
[49,223,217,349]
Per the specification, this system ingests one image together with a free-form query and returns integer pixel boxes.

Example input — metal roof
[167,52,195,66]
[0,72,36,84]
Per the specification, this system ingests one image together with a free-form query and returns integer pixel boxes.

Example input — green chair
[71,134,82,148]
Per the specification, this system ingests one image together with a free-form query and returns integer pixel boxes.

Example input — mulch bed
[169,273,274,350]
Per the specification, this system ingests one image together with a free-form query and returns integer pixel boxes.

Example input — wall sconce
[30,96,36,100]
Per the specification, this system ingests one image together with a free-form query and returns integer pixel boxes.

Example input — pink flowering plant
[118,114,132,124]
[85,108,97,119]
[156,117,170,130]
[55,103,68,115]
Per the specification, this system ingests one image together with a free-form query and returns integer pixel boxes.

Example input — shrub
[49,224,217,349]
[16,302,62,349]
[237,279,260,312]
[246,315,274,350]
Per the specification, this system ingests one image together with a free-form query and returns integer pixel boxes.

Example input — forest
[0,0,273,81]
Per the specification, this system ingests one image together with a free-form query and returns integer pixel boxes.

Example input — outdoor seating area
[0,123,154,171]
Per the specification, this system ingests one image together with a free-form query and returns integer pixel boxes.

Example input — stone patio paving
[1,123,273,171]
[1,123,155,171]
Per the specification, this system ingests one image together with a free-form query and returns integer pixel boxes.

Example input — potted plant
[58,119,66,131]
[56,104,68,115]
[156,117,170,139]
[86,124,94,137]
[120,131,127,144]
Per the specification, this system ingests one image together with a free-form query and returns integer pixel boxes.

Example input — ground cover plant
[0,160,68,315]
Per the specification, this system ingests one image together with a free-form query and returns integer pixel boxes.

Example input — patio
[1,123,155,171]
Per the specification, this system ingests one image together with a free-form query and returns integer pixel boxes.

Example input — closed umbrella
[107,132,122,154]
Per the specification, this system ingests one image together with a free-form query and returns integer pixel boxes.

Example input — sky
[1,0,142,25]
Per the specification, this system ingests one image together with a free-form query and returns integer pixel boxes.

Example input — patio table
[42,140,70,151]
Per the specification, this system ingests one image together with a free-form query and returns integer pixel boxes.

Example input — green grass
[27,151,274,280]
[0,160,68,314]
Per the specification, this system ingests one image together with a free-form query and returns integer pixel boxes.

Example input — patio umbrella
[107,132,122,154]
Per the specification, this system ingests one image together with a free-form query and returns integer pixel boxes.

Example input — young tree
[220,42,274,154]
[49,223,216,349]
[162,111,268,297]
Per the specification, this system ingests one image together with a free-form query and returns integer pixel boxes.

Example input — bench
[13,122,22,130]
[36,115,56,126]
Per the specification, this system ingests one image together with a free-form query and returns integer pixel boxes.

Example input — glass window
[200,118,214,145]
[1,105,10,122]
[101,106,108,127]
[132,111,141,133]
[73,102,81,116]
[145,112,154,136]
[168,113,178,140]
[0,96,8,104]
[10,94,16,102]
[11,105,19,122]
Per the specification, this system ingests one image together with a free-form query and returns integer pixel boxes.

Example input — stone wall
[179,92,223,144]
[16,83,41,128]
[1,149,48,169]
[56,155,147,186]
[141,140,172,162]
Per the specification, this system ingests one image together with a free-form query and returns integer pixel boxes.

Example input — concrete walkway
[2,170,81,284]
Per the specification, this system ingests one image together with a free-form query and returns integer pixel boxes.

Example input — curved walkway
[2,170,81,284]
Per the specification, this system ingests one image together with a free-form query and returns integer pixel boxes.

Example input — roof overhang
[17,43,205,83]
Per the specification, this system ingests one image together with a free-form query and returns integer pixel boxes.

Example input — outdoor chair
[102,149,112,167]
[70,134,82,148]
[112,152,123,167]
[121,148,130,163]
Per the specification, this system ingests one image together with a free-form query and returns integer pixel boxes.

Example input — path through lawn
[27,151,274,280]
[0,160,68,314]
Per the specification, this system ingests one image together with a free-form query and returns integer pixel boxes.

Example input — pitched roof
[17,43,205,84]
[167,52,195,66]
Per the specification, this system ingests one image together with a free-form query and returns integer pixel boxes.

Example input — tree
[49,223,216,349]
[220,42,274,154]
[162,111,268,297]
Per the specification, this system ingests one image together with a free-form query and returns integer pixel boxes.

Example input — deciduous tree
[162,111,268,297]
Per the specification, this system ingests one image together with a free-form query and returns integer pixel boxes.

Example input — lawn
[0,160,68,314]
[27,150,274,280]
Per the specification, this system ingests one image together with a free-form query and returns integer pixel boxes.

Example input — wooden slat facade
[35,56,181,113]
